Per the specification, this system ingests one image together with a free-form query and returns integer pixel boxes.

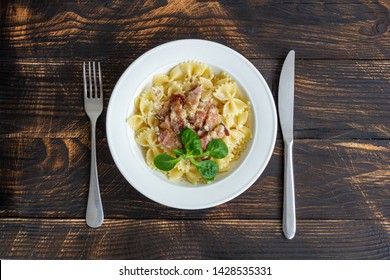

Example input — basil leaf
[194,160,219,181]
[173,149,186,156]
[186,139,203,156]
[180,127,203,156]
[154,154,181,171]
[205,139,229,159]
[180,127,198,146]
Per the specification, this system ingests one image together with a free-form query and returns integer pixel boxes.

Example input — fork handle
[283,140,296,239]
[86,119,104,228]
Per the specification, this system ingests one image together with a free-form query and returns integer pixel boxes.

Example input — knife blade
[278,50,296,240]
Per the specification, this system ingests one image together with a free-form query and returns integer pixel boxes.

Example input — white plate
[106,39,277,210]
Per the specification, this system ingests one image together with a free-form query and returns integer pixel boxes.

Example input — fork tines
[83,61,103,99]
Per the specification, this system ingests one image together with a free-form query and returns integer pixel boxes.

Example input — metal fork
[83,61,104,228]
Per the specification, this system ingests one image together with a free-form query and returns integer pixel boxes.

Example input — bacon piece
[197,129,207,138]
[156,101,171,121]
[204,104,219,131]
[171,93,185,104]
[200,124,229,151]
[200,134,212,151]
[159,115,171,130]
[184,85,202,119]
[192,110,207,129]
[170,99,187,134]
[215,123,229,137]
[192,101,210,130]
[158,129,182,150]
[156,94,184,120]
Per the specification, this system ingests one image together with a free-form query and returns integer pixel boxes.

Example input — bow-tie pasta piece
[213,82,236,101]
[185,164,203,185]
[236,111,249,127]
[199,77,214,90]
[233,110,252,140]
[166,81,184,97]
[168,159,191,181]
[136,127,158,147]
[223,96,247,117]
[168,167,184,181]
[213,82,247,117]
[146,145,163,169]
[223,110,249,129]
[231,141,249,161]
[176,159,191,173]
[222,109,252,165]
[224,129,246,152]
[167,159,191,181]
[180,61,213,81]
[198,77,215,101]
[215,152,234,172]
[127,97,157,131]
[238,125,251,140]
[127,114,144,132]
[213,71,234,86]
[181,80,197,93]
[142,86,164,103]
[168,64,186,83]
[153,74,171,88]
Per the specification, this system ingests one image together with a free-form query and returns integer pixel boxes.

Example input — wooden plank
[294,59,390,139]
[0,59,389,139]
[1,138,389,220]
[0,1,389,60]
[0,218,389,259]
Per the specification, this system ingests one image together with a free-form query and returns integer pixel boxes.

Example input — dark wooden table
[1,0,389,260]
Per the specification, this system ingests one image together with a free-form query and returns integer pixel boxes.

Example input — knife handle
[283,140,296,239]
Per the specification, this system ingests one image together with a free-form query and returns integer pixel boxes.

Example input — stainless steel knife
[278,50,296,240]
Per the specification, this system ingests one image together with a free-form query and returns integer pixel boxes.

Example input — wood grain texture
[1,218,389,259]
[0,1,389,60]
[0,59,389,139]
[1,138,389,220]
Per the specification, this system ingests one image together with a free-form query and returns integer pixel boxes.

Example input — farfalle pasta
[128,61,252,184]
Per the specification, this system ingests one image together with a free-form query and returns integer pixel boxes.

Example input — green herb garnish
[154,127,228,181]
[153,154,182,171]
